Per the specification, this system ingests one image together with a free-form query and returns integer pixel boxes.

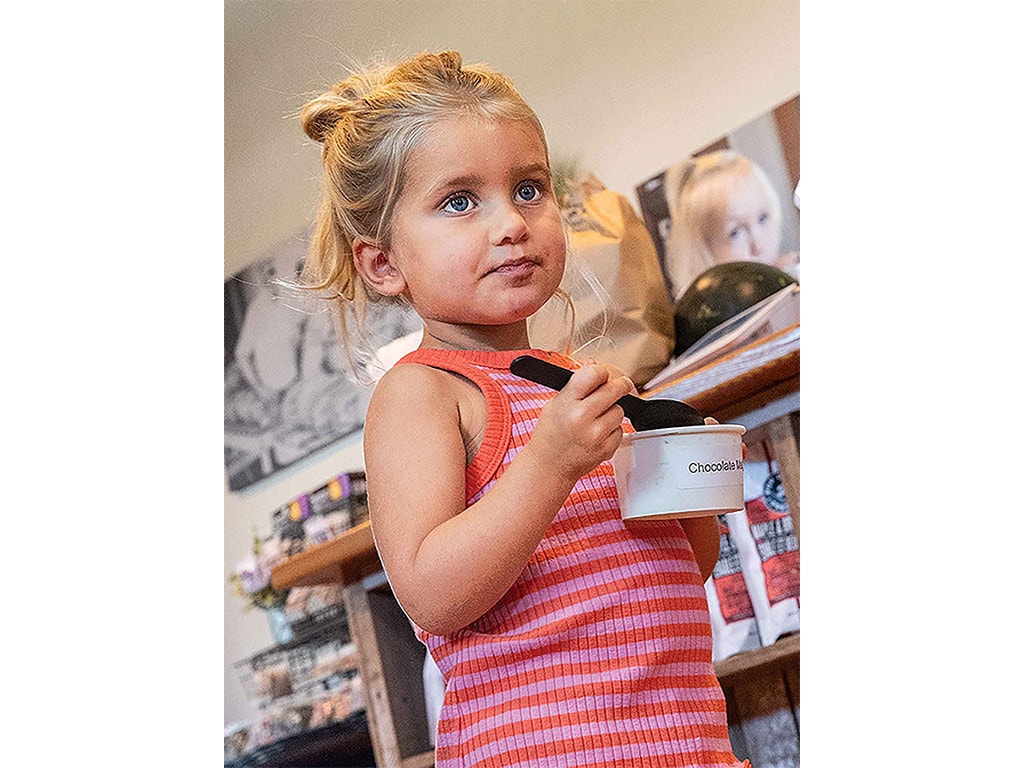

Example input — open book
[643,284,800,392]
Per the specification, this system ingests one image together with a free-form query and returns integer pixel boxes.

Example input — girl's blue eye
[728,227,742,241]
[443,195,473,213]
[516,182,541,202]
[758,212,770,225]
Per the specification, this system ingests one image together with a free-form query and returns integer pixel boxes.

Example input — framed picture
[224,233,421,492]
[634,95,800,300]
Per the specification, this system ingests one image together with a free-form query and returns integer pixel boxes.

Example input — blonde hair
[293,50,573,373]
[662,150,782,301]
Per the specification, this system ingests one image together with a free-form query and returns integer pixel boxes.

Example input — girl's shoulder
[364,358,487,473]
[368,360,462,423]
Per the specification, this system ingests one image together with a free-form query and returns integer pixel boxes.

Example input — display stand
[271,325,801,767]
[272,532,432,768]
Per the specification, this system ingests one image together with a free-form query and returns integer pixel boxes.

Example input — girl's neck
[418,320,533,353]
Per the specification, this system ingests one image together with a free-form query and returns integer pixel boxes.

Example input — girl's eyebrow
[426,163,551,197]
[427,173,485,197]
[512,162,551,179]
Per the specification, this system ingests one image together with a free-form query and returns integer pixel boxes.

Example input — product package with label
[705,513,762,662]
[731,458,801,645]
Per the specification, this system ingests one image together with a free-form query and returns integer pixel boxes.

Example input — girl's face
[705,174,781,265]
[385,117,566,340]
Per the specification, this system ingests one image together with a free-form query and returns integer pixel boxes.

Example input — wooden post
[365,586,431,762]
[343,581,402,768]
[343,578,435,768]
[765,413,800,542]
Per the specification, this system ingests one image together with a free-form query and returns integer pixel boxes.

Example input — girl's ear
[352,238,406,297]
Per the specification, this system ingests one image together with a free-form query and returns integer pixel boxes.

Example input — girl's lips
[491,258,538,275]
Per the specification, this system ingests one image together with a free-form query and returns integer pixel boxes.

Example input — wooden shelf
[271,521,380,590]
[645,325,800,422]
[714,632,800,684]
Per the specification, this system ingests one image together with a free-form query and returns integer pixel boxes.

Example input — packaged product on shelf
[305,583,345,614]
[254,662,293,701]
[322,509,351,537]
[309,474,356,532]
[277,703,314,735]
[283,587,311,624]
[246,704,313,750]
[303,514,333,546]
[309,694,344,729]
[706,514,762,662]
[286,586,350,641]
[271,473,365,555]
[731,458,801,646]
[272,495,310,552]
[348,473,369,526]
[224,723,250,762]
[311,639,360,681]
[308,672,366,728]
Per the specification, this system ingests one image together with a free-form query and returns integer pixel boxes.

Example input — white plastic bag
[706,513,761,662]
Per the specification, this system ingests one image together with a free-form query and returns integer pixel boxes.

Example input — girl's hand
[526,364,634,484]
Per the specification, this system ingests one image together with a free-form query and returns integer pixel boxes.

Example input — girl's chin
[428,286,560,327]
[505,296,555,323]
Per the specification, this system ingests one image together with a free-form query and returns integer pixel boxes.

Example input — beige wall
[224,0,799,726]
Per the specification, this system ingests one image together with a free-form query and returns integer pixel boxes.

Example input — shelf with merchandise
[235,594,358,706]
[229,599,372,766]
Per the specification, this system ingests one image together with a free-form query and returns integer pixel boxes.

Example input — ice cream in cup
[612,423,746,520]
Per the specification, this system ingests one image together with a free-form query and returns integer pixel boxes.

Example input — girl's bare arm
[365,363,632,636]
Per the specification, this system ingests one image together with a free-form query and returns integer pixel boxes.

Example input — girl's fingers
[563,365,610,400]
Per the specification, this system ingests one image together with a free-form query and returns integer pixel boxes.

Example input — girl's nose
[489,202,528,245]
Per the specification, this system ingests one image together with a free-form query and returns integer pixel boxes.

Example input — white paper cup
[612,424,746,520]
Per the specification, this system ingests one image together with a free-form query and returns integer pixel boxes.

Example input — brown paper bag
[529,176,675,386]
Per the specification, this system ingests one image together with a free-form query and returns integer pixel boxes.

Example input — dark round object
[673,261,797,357]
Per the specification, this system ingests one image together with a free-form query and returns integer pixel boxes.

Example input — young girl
[663,150,799,301]
[298,50,750,768]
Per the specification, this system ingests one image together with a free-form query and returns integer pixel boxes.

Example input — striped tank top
[396,347,747,768]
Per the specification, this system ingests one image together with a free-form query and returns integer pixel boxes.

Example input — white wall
[224,0,799,727]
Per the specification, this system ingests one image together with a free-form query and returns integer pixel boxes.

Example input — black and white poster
[224,234,421,492]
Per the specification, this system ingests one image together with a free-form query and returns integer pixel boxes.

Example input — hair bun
[300,77,374,143]
[300,95,345,143]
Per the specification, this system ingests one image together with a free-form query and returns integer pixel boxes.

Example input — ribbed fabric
[396,348,748,768]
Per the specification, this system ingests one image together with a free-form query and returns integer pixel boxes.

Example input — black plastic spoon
[510,355,704,431]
